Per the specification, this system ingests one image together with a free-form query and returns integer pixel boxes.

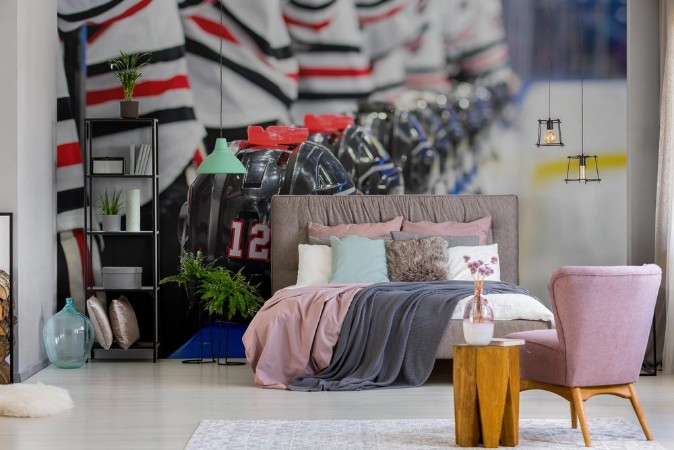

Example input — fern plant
[108,50,151,102]
[198,267,264,320]
[159,250,217,288]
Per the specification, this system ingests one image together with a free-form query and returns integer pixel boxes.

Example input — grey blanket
[288,280,536,391]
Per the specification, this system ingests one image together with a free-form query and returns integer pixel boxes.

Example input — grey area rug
[186,417,665,449]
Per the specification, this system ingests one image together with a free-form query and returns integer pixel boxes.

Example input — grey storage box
[102,267,142,289]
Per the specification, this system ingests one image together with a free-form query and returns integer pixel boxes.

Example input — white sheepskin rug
[0,383,73,417]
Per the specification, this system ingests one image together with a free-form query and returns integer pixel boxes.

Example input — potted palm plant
[107,50,151,118]
[97,189,124,231]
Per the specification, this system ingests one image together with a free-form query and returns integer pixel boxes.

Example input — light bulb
[544,129,558,144]
[579,163,586,182]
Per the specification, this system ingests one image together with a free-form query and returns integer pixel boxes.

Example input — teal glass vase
[43,298,94,369]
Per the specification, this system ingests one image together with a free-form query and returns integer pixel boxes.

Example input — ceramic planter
[120,101,139,119]
[101,215,122,232]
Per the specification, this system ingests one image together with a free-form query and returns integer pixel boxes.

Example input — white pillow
[296,244,332,286]
[447,244,500,281]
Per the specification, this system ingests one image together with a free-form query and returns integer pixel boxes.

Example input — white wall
[17,0,58,379]
[480,81,628,304]
[0,0,58,380]
[0,0,20,380]
[0,2,19,214]
[627,0,659,266]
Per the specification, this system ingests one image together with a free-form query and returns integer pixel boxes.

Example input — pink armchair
[507,265,661,447]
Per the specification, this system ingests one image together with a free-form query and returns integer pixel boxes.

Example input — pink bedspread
[243,284,368,389]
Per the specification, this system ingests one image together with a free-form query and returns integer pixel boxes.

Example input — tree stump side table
[453,344,520,448]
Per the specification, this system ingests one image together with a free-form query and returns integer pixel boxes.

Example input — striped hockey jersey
[58,0,205,207]
[282,0,374,123]
[356,0,414,99]
[56,45,85,233]
[403,0,451,91]
[442,0,511,86]
[180,0,298,129]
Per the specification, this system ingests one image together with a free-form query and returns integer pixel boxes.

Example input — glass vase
[43,298,94,369]
[462,282,494,346]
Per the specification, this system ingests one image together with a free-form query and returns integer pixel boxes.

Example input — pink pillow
[308,216,403,239]
[401,216,491,245]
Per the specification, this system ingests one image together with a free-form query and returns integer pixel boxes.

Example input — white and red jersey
[403,0,450,91]
[442,0,511,85]
[180,0,298,128]
[355,0,413,99]
[57,0,205,206]
[282,0,373,123]
[56,44,84,233]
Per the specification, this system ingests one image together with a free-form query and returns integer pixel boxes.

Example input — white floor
[0,360,672,449]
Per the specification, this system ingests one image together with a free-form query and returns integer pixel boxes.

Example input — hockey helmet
[179,126,355,297]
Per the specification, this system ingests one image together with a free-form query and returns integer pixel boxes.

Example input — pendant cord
[219,0,223,140]
[548,0,552,119]
[580,0,584,157]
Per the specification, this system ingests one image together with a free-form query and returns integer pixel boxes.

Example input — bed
[244,194,553,389]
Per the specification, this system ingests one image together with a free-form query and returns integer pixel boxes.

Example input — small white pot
[101,215,122,232]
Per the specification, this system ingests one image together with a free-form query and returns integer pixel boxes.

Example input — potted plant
[198,267,265,321]
[159,250,217,306]
[107,50,151,118]
[97,189,124,231]
[161,250,264,319]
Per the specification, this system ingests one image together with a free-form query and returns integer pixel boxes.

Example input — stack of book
[129,144,153,175]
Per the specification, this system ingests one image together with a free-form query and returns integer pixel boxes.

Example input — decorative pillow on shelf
[86,295,113,350]
[447,244,501,281]
[308,216,403,239]
[390,231,480,247]
[329,235,389,284]
[296,244,332,286]
[401,216,492,245]
[109,295,140,350]
[385,237,449,282]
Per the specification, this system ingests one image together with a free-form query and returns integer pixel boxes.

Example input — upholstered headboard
[270,195,519,293]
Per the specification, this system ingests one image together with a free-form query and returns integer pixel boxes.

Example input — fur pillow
[385,237,449,282]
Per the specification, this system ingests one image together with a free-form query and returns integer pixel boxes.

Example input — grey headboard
[270,195,519,293]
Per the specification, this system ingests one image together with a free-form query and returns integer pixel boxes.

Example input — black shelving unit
[83,118,160,362]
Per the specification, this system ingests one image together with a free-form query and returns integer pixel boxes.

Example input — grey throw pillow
[385,237,449,282]
[390,231,480,247]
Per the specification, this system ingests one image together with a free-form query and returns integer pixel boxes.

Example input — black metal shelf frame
[83,118,160,362]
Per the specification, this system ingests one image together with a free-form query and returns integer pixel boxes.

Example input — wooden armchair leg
[570,401,578,429]
[571,388,592,447]
[627,384,653,441]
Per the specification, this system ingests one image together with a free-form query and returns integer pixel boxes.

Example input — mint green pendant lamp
[197,0,247,176]
[196,138,247,174]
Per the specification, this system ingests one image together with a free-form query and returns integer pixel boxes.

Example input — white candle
[126,189,141,231]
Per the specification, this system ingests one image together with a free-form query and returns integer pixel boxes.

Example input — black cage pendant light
[564,0,600,183]
[536,0,564,148]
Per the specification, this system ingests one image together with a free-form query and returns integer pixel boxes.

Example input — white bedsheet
[452,293,554,323]
[287,285,554,324]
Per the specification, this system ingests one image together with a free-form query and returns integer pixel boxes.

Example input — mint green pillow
[329,235,389,284]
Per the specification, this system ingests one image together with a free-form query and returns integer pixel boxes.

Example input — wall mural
[55,0,627,358]
[0,213,13,383]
